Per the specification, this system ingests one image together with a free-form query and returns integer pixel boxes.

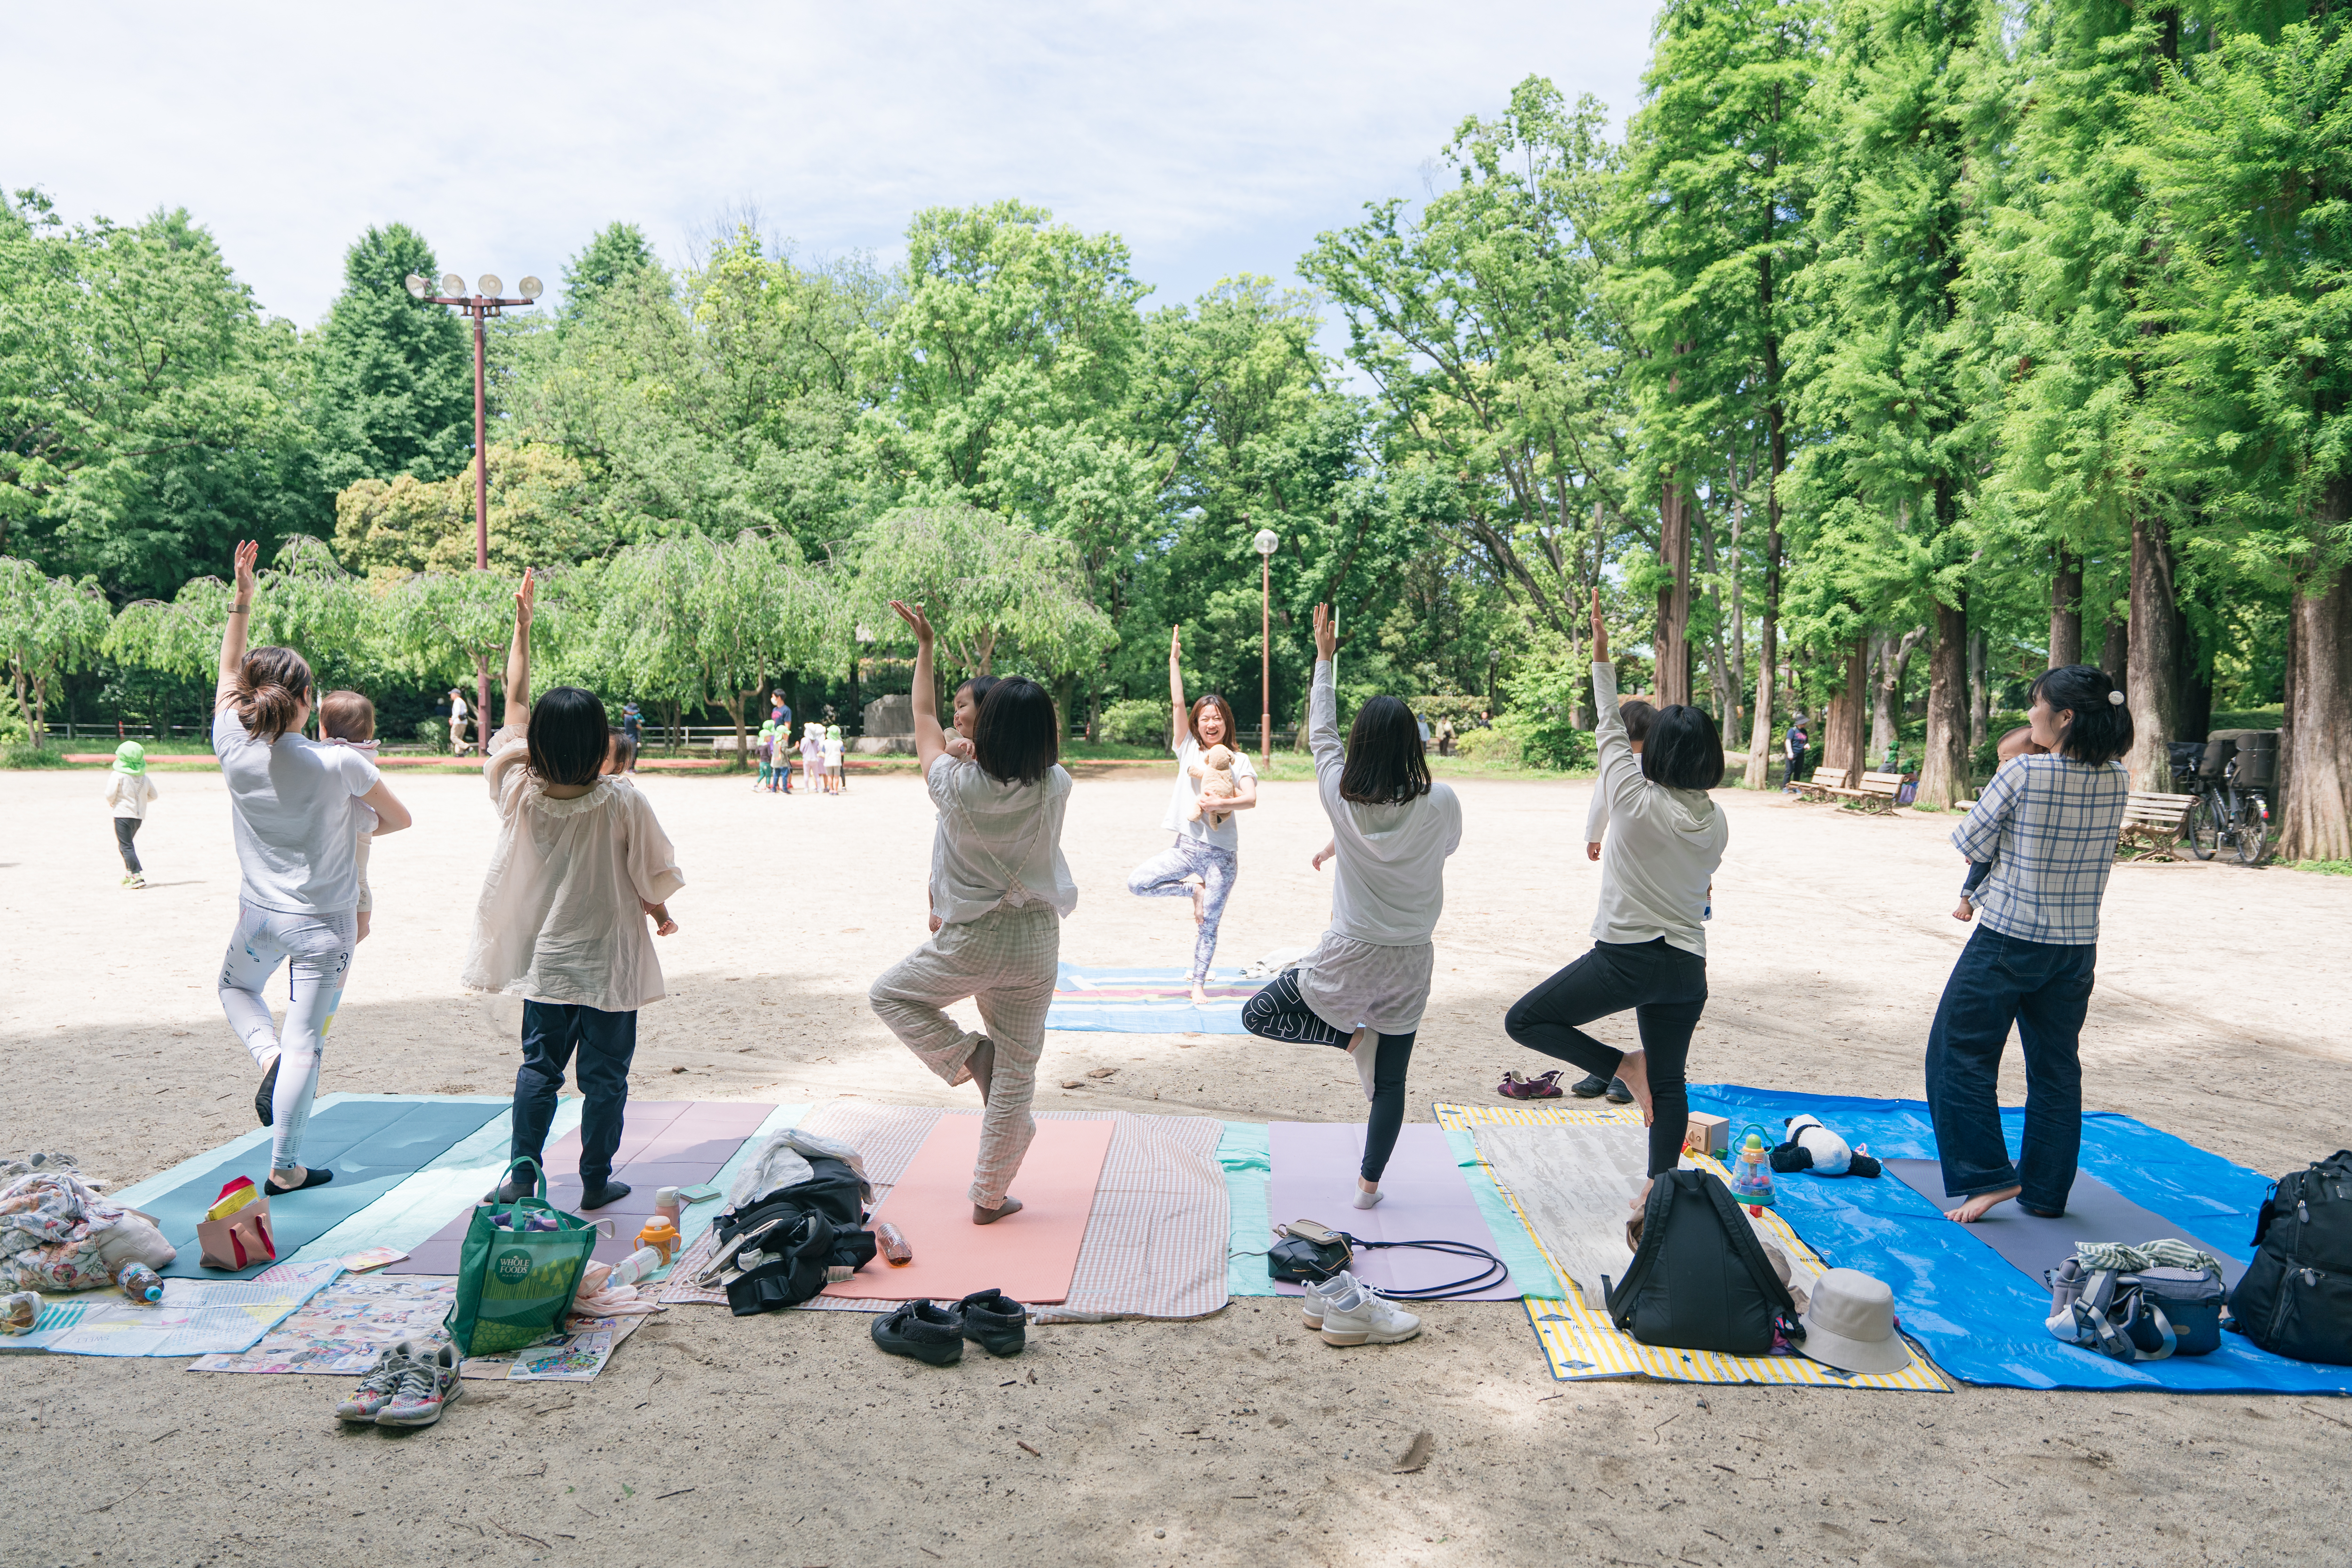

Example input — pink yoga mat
[1265,1122,1521,1301]
[823,1113,1115,1305]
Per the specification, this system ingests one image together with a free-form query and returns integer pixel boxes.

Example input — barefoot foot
[1184,876,1206,925]
[1628,1176,1653,1214]
[1947,1185,2021,1223]
[1190,983,1211,1007]
[1614,1050,1655,1125]
[973,1196,1024,1225]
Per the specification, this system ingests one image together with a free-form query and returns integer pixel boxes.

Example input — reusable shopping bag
[196,1177,275,1270]
[445,1158,598,1356]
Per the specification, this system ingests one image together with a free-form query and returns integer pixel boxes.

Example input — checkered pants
[867,901,1060,1208]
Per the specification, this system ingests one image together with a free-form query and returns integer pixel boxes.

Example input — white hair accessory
[2107,689,2126,705]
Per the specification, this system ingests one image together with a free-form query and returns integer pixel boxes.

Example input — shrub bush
[2,744,68,768]
[1452,722,1520,767]
[415,716,449,753]
[1099,699,1167,746]
[1500,645,1597,771]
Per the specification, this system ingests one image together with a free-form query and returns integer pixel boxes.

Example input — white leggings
[218,903,355,1172]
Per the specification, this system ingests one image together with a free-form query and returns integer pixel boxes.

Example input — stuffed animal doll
[1769,1114,1882,1178]
[1188,744,1240,827]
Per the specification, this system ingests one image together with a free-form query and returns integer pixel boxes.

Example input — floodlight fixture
[439,273,465,298]
[477,274,503,298]
[517,276,543,302]
[405,274,429,299]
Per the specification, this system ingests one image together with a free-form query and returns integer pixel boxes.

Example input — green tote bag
[446,1157,601,1356]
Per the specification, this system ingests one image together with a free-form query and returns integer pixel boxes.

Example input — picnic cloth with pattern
[1045,963,1256,1034]
[660,1103,1228,1322]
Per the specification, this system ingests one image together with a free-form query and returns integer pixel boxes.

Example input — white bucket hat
[1797,1268,1913,1375]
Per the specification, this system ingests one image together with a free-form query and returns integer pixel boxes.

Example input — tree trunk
[724,691,749,771]
[1918,598,1972,808]
[1870,625,1928,766]
[2101,615,2129,687]
[1656,476,1692,706]
[1821,638,1868,787]
[2125,511,2182,792]
[2280,560,2352,862]
[2050,546,2082,668]
[1742,433,1786,791]
[1969,628,1991,756]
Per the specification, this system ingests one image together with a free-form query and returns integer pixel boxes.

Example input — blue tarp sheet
[1690,1084,2350,1394]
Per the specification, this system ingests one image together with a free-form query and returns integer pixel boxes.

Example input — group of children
[754,707,846,795]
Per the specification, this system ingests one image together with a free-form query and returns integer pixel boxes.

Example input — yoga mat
[1263,1122,1522,1301]
[1473,1123,1652,1301]
[119,1097,508,1279]
[1221,1121,1275,1298]
[1047,963,1255,1034]
[1884,1159,2249,1291]
[1685,1084,2352,1395]
[822,1113,1115,1304]
[394,1101,775,1275]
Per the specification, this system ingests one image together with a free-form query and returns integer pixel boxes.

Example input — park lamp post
[406,269,540,751]
[1255,529,1279,766]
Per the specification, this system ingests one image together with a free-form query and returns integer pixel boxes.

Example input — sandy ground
[4,761,2350,1567]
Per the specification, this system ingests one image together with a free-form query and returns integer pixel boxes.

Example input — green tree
[854,505,1114,683]
[333,442,614,576]
[560,221,661,327]
[0,557,111,748]
[307,223,473,493]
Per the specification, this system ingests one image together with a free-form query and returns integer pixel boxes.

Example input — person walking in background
[869,601,1076,1226]
[800,720,825,796]
[1926,666,2131,1224]
[105,741,158,889]
[1782,711,1809,792]
[1242,603,1461,1214]
[464,572,684,1212]
[1503,590,1727,1206]
[213,542,413,1196]
[755,716,777,792]
[1125,625,1260,1006]
[620,700,643,751]
[448,687,473,756]
[769,695,792,792]
[824,723,846,793]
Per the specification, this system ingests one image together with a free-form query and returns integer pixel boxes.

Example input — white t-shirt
[1588,662,1727,957]
[823,735,843,766]
[105,772,159,821]
[1309,660,1462,945]
[928,754,1078,926]
[212,709,381,914]
[1160,736,1257,851]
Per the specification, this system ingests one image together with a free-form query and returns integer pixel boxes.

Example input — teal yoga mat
[128,1097,507,1279]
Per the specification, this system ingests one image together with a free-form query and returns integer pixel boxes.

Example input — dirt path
[5,766,2346,1565]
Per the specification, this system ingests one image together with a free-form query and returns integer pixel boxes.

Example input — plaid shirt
[1952,755,2129,946]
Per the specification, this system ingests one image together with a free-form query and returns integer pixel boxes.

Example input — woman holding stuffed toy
[1503,589,1728,1204]
[1126,625,1258,1006]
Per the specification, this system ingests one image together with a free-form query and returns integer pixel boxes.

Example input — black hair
[1619,698,1658,745]
[2028,664,2133,763]
[972,677,1059,785]
[1339,695,1432,805]
[957,674,1000,706]
[528,686,610,787]
[605,729,639,774]
[1642,705,1725,790]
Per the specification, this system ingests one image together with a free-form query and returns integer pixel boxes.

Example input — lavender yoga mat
[1884,1158,2248,1291]
[1265,1122,1520,1301]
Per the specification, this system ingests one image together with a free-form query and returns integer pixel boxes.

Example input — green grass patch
[2,744,71,768]
[2289,859,2352,878]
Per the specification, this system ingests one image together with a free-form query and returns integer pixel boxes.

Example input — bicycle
[2170,738,2271,866]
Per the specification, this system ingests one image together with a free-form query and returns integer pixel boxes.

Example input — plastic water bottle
[606,1246,661,1289]
[118,1263,164,1304]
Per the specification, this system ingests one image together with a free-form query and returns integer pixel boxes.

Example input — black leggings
[114,817,143,874]
[1503,938,1707,1177]
[1242,969,1416,1184]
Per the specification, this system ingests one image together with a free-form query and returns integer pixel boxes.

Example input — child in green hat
[104,741,159,888]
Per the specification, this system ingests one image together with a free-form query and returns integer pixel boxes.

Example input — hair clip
[2106,689,2126,705]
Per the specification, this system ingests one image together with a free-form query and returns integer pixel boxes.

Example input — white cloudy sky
[8,1,1659,326]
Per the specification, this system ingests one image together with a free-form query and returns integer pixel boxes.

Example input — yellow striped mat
[1433,1102,1950,1393]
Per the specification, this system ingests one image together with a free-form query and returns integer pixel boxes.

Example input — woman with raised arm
[1503,589,1728,1206]
[212,540,413,1195]
[868,602,1077,1224]
[1125,625,1259,1006]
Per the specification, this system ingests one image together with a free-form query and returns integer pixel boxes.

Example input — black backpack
[712,1156,877,1317]
[2230,1149,2352,1366]
[1604,1170,1795,1355]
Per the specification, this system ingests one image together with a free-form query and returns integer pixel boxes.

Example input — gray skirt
[1296,929,1436,1036]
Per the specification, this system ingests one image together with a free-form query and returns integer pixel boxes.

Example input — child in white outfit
[104,742,158,888]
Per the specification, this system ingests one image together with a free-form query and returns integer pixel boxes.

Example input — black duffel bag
[710,1156,877,1316]
[2231,1149,2352,1365]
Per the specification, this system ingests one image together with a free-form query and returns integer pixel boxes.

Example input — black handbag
[1265,1219,1507,1301]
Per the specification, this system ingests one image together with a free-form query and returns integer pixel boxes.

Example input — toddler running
[104,741,158,889]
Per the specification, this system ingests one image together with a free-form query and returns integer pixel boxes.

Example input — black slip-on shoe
[1569,1072,1610,1099]
[254,1056,279,1126]
[1604,1077,1634,1104]
[580,1179,633,1211]
[874,1300,965,1365]
[955,1289,1027,1357]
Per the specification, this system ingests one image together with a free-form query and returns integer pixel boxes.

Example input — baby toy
[1189,744,1240,827]
[1768,1114,1882,1178]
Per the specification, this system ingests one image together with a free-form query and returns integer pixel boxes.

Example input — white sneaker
[1345,1027,1378,1102]
[1310,1272,1422,1346]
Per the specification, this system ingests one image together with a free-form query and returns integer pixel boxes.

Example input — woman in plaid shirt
[1927,664,2132,1222]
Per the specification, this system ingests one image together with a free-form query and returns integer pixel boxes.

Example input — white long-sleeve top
[1311,658,1461,945]
[105,771,159,820]
[1589,662,1726,958]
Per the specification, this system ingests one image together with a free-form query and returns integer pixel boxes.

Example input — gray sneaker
[376,1341,465,1427]
[335,1340,423,1421]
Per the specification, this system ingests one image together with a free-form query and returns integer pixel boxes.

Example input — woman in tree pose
[1503,589,1727,1207]
[1241,603,1461,1210]
[869,602,1077,1224]
[1126,626,1258,1005]
[213,541,413,1195]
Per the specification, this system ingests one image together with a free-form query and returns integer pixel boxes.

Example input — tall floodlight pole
[406,270,540,750]
[1255,529,1279,767]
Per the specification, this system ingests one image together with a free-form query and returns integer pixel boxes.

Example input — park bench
[2118,790,2197,860]
[1825,770,1909,814]
[1793,766,1852,802]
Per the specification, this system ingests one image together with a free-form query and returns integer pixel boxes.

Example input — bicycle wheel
[2233,796,2270,866]
[2186,794,2220,860]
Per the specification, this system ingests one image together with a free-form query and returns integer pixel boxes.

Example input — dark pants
[1784,747,1806,787]
[1503,939,1708,1177]
[114,817,143,874]
[1242,970,1416,1185]
[512,1000,639,1187]
[1924,924,2095,1213]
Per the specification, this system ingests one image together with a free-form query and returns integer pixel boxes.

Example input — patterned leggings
[1126,837,1238,982]
[218,903,356,1172]
[1241,969,1417,1184]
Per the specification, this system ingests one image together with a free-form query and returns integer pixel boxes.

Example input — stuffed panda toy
[1768,1114,1882,1178]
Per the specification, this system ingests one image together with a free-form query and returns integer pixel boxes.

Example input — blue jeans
[1924,924,2096,1213]
[512,1000,638,1187]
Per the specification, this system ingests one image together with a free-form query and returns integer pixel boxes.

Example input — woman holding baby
[1126,625,1258,1006]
